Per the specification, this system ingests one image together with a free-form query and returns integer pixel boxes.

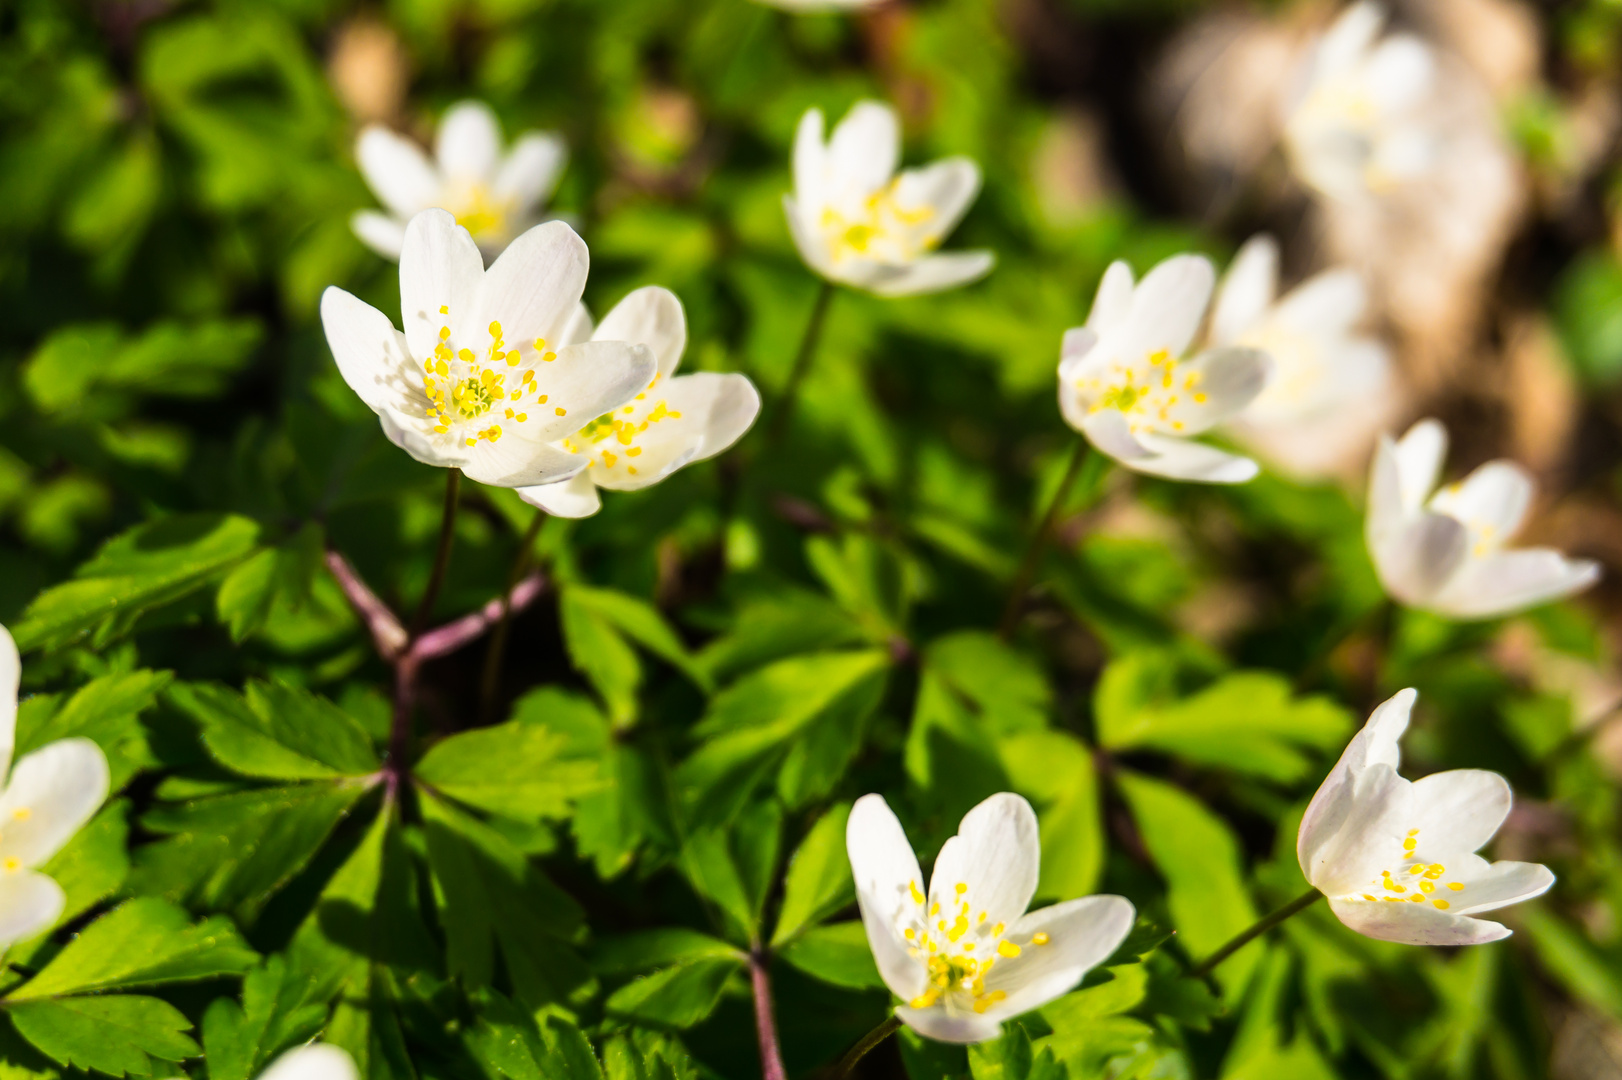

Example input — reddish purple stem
[750,951,789,1080]
[411,572,545,662]
[325,550,408,661]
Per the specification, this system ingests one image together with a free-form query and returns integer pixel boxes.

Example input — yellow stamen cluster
[1351,830,1465,911]
[420,313,559,448]
[559,374,681,479]
[448,183,516,241]
[898,879,1051,1016]
[1078,350,1206,435]
[820,179,938,265]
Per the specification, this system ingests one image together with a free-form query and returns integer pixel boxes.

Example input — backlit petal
[0,738,109,870]
[0,871,63,949]
[0,623,17,785]
[982,895,1135,1021]
[517,470,600,518]
[1085,262,1136,337]
[927,793,1039,934]
[893,1004,1003,1044]
[320,288,417,415]
[257,1044,360,1080]
[891,157,981,242]
[593,287,687,378]
[1327,895,1511,946]
[1371,512,1469,607]
[847,794,928,1002]
[868,251,995,297]
[1122,433,1260,484]
[1427,461,1533,550]
[1210,235,1278,345]
[1407,768,1511,855]
[1117,254,1215,361]
[462,439,588,489]
[1392,418,1447,513]
[435,100,503,182]
[1428,549,1600,620]
[469,220,590,355]
[350,211,407,262]
[356,127,441,217]
[399,210,485,362]
[519,340,658,444]
[492,132,567,213]
[826,101,898,202]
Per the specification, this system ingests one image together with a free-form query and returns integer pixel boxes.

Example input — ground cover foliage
[2,0,1622,1078]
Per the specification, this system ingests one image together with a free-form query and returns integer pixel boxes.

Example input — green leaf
[215,523,322,643]
[1000,732,1103,901]
[8,898,256,1000]
[566,585,711,691]
[677,827,757,944]
[558,586,646,727]
[8,995,199,1076]
[603,958,741,1029]
[906,665,1009,824]
[778,922,884,990]
[13,514,260,652]
[200,956,329,1080]
[39,800,130,926]
[590,929,743,976]
[1095,655,1353,783]
[14,669,168,793]
[171,680,379,781]
[1116,769,1260,990]
[129,780,373,924]
[24,319,261,415]
[416,710,604,824]
[693,587,865,684]
[925,632,1050,735]
[1520,906,1622,1022]
[465,994,609,1080]
[770,802,853,946]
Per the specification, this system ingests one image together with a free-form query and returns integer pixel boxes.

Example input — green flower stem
[836,1014,903,1080]
[411,469,461,636]
[480,509,548,723]
[1190,889,1321,979]
[765,278,835,446]
[749,950,788,1080]
[997,440,1092,640]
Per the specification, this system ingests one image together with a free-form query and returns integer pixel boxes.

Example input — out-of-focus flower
[1282,2,1438,201]
[1299,688,1554,944]
[517,288,760,517]
[1211,234,1394,478]
[847,792,1133,1044]
[784,101,993,297]
[753,0,882,10]
[1058,255,1269,483]
[352,101,567,262]
[0,623,110,949]
[326,18,408,126]
[1366,419,1600,618]
[321,210,655,489]
[257,1045,358,1080]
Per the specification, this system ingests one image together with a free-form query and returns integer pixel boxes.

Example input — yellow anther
[1032,932,1050,945]
[507,353,520,367]
[997,940,1021,958]
[543,352,556,362]
[555,407,567,416]
[955,883,968,895]
[537,395,547,404]
[626,447,641,457]
[628,466,638,475]
[436,360,449,376]
[1447,882,1464,891]
[515,413,526,422]
[466,438,477,447]
[603,452,617,467]
[439,326,450,340]
[904,928,915,940]
[2,858,17,872]
[489,321,502,337]
[439,305,448,314]
[1420,881,1434,893]
[1433,900,1450,909]
[1408,865,1425,875]
[1363,894,1378,901]
[991,922,1004,936]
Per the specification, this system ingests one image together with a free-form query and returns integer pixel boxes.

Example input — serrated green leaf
[589,929,743,976]
[770,802,853,946]
[777,922,884,990]
[603,958,741,1029]
[15,669,168,793]
[171,680,378,781]
[559,586,644,727]
[566,585,711,692]
[200,955,329,1080]
[8,995,199,1076]
[8,898,256,1000]
[415,712,603,824]
[216,524,321,645]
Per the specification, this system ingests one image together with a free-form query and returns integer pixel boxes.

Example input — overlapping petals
[257,1044,358,1080]
[322,211,656,488]
[517,287,760,517]
[1058,255,1269,483]
[847,792,1134,1044]
[784,102,993,297]
[1299,690,1554,945]
[353,100,568,262]
[1366,419,1599,619]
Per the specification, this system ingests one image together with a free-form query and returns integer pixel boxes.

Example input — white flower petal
[792,109,827,217]
[435,101,503,183]
[356,127,441,218]
[462,438,588,489]
[927,793,1039,934]
[0,738,109,869]
[1327,894,1511,946]
[320,288,419,415]
[593,373,759,492]
[350,211,407,262]
[1162,347,1270,434]
[1316,1,1384,78]
[868,251,995,297]
[1210,235,1278,345]
[399,210,485,362]
[0,623,17,785]
[0,871,63,948]
[847,794,928,1003]
[1117,254,1215,362]
[826,101,899,203]
[1124,433,1261,484]
[492,132,567,214]
[982,895,1135,1021]
[593,287,687,377]
[1303,764,1411,895]
[521,341,658,444]
[695,373,763,460]
[1365,36,1435,113]
[1371,512,1469,608]
[892,157,982,243]
[1428,461,1533,549]
[257,1044,360,1080]
[1085,262,1136,337]
[1449,859,1554,916]
[557,301,595,347]
[470,220,591,353]
[1407,769,1511,855]
[518,470,600,518]
[1428,549,1601,620]
[1075,410,1155,463]
[1298,690,1415,889]
[1366,433,1407,539]
[782,194,836,280]
[1270,269,1366,336]
[1392,418,1448,514]
[378,404,466,471]
[892,1004,1003,1045]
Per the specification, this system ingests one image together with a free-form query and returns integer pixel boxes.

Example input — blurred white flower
[321,210,655,489]
[1299,688,1553,945]
[1059,255,1270,483]
[517,287,760,517]
[1282,2,1438,200]
[784,102,993,297]
[257,1044,358,1080]
[0,623,110,950]
[1211,235,1395,479]
[847,792,1134,1044]
[352,100,567,262]
[1366,418,1600,618]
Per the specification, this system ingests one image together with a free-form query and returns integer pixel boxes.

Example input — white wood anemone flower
[1282,2,1437,201]
[1058,255,1270,483]
[321,210,657,489]
[847,792,1135,1044]
[516,287,760,518]
[0,623,110,950]
[1299,689,1554,945]
[784,102,993,297]
[352,100,567,262]
[1367,419,1600,619]
[256,1044,357,1080]
[1210,235,1394,478]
